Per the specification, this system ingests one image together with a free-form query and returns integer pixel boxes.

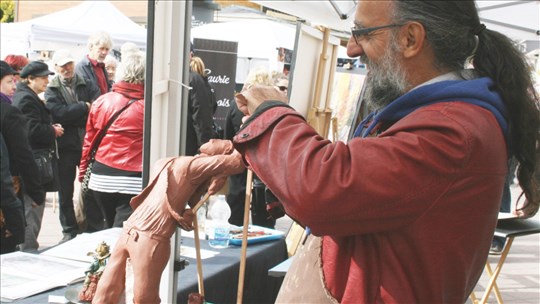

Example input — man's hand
[235,85,287,116]
[53,123,64,138]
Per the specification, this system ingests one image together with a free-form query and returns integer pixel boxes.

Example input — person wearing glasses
[210,0,540,303]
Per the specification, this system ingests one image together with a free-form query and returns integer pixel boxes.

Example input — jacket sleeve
[79,99,101,182]
[1,105,45,205]
[84,78,101,102]
[45,88,89,128]
[0,134,26,243]
[233,103,501,236]
[16,96,56,148]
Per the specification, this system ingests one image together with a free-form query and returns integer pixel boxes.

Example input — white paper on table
[180,246,219,260]
[0,252,88,302]
[41,228,123,263]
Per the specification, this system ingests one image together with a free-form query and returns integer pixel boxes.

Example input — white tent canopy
[0,0,146,59]
[253,0,539,43]
[477,1,540,45]
[252,0,356,33]
[191,19,297,83]
[191,19,296,59]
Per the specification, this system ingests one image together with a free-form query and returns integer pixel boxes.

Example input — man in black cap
[1,59,46,253]
[13,60,62,251]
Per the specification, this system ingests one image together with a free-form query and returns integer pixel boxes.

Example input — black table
[177,236,287,303]
[6,236,287,304]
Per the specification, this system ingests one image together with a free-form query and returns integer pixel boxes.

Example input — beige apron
[275,235,338,303]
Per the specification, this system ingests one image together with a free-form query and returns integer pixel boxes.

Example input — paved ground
[37,184,539,303]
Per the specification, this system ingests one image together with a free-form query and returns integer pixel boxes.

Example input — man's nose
[346,36,364,58]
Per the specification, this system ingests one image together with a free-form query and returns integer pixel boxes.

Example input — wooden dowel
[193,214,205,297]
[192,192,211,213]
[237,169,254,304]
[192,192,211,298]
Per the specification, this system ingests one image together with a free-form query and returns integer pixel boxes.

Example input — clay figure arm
[165,145,243,229]
[187,150,245,188]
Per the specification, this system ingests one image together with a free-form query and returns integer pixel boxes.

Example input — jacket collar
[354,75,508,143]
[49,74,86,89]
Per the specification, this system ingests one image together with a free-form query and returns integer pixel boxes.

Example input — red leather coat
[79,81,144,181]
[233,102,507,303]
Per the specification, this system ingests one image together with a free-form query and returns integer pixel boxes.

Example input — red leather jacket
[234,101,507,303]
[79,81,144,181]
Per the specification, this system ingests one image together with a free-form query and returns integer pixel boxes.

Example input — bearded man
[220,0,540,303]
[76,31,113,95]
[45,49,100,241]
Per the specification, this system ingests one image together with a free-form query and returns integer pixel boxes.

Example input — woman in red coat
[79,51,145,229]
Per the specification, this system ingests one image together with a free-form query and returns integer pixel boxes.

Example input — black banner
[193,38,238,130]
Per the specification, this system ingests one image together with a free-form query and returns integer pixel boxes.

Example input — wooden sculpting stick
[193,214,205,297]
[192,192,211,213]
[237,169,254,304]
[192,192,211,297]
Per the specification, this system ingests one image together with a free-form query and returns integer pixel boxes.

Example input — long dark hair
[394,0,540,214]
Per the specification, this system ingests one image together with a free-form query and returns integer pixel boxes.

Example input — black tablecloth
[6,236,287,304]
[177,236,287,303]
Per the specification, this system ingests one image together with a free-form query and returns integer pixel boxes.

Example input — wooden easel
[306,26,335,139]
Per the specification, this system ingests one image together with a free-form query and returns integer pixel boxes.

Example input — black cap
[0,60,18,80]
[20,61,54,78]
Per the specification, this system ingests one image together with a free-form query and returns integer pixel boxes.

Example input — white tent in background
[476,1,539,51]
[253,0,539,45]
[191,19,297,83]
[0,0,146,59]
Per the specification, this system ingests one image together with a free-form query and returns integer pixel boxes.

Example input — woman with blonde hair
[187,56,219,155]
[189,56,207,77]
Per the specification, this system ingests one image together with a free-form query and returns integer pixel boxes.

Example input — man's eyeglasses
[351,23,403,45]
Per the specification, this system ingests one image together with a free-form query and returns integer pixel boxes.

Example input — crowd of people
[0,28,289,254]
[0,30,148,253]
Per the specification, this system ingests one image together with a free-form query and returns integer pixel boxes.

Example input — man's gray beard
[362,40,409,111]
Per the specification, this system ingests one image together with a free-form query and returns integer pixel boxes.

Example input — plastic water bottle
[206,195,231,249]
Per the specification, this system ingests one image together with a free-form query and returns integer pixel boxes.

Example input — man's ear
[400,21,426,58]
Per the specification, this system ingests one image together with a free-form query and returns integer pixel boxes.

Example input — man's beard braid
[361,36,409,111]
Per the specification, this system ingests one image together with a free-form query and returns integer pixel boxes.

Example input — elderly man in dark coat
[45,49,100,242]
